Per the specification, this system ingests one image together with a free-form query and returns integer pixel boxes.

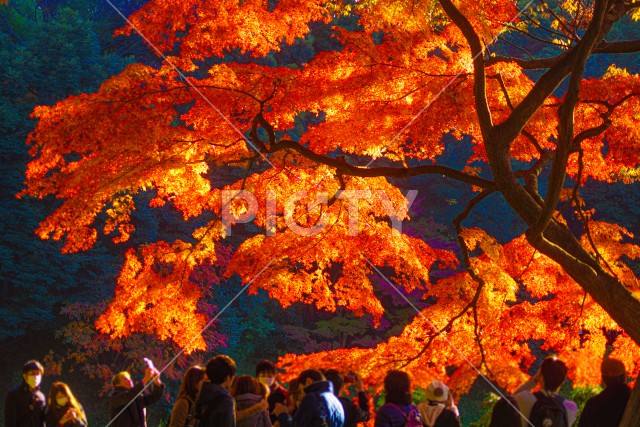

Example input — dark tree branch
[486,39,640,68]
[520,151,551,206]
[270,139,496,189]
[503,22,574,46]
[438,0,493,134]
[528,0,610,241]
[570,149,618,278]
[520,11,577,40]
[496,35,536,60]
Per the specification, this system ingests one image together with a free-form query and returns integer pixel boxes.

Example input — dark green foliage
[0,0,131,340]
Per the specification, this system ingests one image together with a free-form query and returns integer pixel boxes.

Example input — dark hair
[383,370,412,406]
[22,360,44,374]
[541,356,567,391]
[489,396,520,427]
[231,375,261,397]
[323,369,343,396]
[206,355,237,384]
[298,369,325,387]
[256,359,276,376]
[178,365,206,400]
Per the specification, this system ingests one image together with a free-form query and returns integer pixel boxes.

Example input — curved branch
[270,139,496,189]
[571,120,611,152]
[398,189,494,368]
[570,149,618,277]
[438,0,493,133]
[486,39,640,69]
[529,0,610,240]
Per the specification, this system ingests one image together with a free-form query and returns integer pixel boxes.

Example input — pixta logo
[220,189,418,236]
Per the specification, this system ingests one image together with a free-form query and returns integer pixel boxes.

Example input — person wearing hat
[578,358,631,427]
[417,381,461,427]
[4,360,47,427]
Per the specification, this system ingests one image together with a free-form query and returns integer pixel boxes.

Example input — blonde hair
[112,371,131,387]
[48,382,87,425]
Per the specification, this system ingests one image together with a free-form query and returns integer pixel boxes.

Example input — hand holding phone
[143,357,155,371]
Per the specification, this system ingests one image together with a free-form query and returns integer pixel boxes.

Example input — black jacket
[4,382,46,427]
[195,382,235,427]
[45,403,87,427]
[267,384,287,424]
[578,383,631,427]
[278,381,344,427]
[109,382,164,427]
[340,392,370,427]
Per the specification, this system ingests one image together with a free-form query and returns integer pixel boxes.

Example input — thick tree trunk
[486,144,640,346]
[488,142,640,427]
[620,379,640,427]
[434,0,640,418]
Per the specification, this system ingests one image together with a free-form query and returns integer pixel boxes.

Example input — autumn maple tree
[20,0,640,424]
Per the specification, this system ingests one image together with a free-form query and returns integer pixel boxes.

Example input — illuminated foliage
[20,0,640,423]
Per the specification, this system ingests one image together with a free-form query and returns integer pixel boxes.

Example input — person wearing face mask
[255,360,288,424]
[45,382,87,427]
[4,360,47,427]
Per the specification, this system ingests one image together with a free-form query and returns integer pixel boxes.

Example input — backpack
[186,400,215,427]
[183,398,200,427]
[529,391,568,427]
[387,403,423,427]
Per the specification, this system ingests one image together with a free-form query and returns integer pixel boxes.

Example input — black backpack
[188,400,216,427]
[184,398,199,427]
[529,391,568,427]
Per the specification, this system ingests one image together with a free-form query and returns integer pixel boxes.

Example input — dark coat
[578,383,631,427]
[109,382,164,427]
[374,403,421,427]
[195,382,235,427]
[4,383,46,427]
[45,403,88,427]
[267,384,287,424]
[339,392,370,427]
[278,381,344,427]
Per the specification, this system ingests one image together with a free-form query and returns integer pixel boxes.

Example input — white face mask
[258,376,275,387]
[56,397,69,407]
[25,374,42,389]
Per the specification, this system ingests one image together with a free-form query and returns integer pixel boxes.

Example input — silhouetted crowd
[4,355,632,427]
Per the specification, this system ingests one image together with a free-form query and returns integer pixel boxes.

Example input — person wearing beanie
[417,381,460,427]
[4,360,47,427]
[578,358,631,427]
